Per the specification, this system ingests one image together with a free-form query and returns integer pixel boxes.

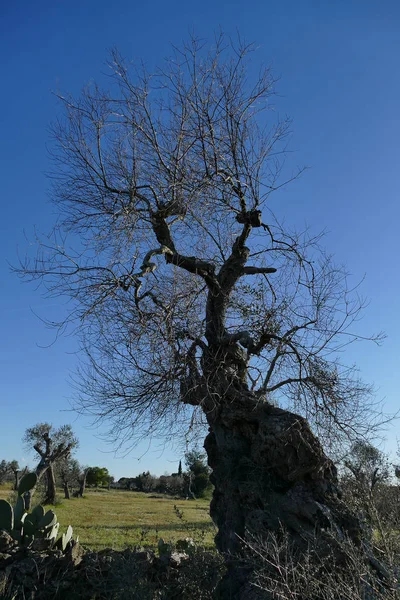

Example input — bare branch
[15,34,384,449]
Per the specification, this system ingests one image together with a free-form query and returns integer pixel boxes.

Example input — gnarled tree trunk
[75,468,89,498]
[24,429,76,508]
[43,464,57,505]
[24,461,49,510]
[200,368,366,599]
[63,480,71,499]
[13,470,20,492]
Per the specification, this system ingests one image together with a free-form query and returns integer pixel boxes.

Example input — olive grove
[17,36,387,598]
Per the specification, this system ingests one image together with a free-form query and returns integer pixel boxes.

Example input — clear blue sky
[1,0,399,479]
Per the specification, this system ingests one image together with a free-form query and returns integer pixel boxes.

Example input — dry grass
[0,484,215,551]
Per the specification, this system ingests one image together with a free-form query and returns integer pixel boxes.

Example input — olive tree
[0,460,11,485]
[74,465,91,498]
[341,440,391,529]
[17,36,385,597]
[9,460,24,491]
[86,466,111,487]
[56,456,82,499]
[24,423,78,506]
[344,441,390,495]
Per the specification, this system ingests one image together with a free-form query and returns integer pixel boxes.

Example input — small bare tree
[74,466,90,498]
[56,456,81,499]
[8,460,23,491]
[17,35,386,596]
[344,441,390,502]
[24,423,78,506]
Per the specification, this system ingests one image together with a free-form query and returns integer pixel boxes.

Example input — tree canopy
[86,466,111,487]
[16,35,387,596]
[185,449,212,498]
[18,36,382,452]
[344,440,390,494]
[24,423,78,505]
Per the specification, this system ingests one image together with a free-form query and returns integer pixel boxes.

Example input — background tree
[185,450,212,498]
[344,440,390,495]
[132,471,156,493]
[86,466,111,487]
[17,36,385,596]
[0,460,25,489]
[339,442,400,571]
[156,473,184,496]
[56,456,81,499]
[24,423,78,506]
[74,465,90,497]
[8,460,23,491]
[0,460,11,485]
[342,440,391,522]
[117,476,133,490]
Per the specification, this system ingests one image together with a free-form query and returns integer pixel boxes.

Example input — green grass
[0,485,216,551]
[0,483,13,500]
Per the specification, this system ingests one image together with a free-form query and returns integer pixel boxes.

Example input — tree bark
[43,464,57,505]
[63,480,71,499]
[203,387,365,599]
[184,472,196,500]
[24,463,49,509]
[25,435,75,508]
[76,469,89,497]
[13,470,19,492]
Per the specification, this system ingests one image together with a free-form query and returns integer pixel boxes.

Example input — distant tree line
[116,451,212,499]
[1,427,211,503]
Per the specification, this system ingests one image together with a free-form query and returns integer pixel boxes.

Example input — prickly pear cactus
[157,538,174,557]
[58,524,73,551]
[176,537,196,555]
[0,471,75,553]
[18,472,37,496]
[0,499,13,532]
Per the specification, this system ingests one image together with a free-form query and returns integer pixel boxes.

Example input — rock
[176,537,196,554]
[0,552,12,561]
[31,538,52,552]
[168,551,189,568]
[0,531,16,554]
[7,556,38,585]
[62,540,84,567]
[135,549,155,564]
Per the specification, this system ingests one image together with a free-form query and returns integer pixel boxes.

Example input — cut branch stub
[236,210,262,227]
[242,266,277,275]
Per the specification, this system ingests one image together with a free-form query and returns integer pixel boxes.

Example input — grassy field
[0,485,215,551]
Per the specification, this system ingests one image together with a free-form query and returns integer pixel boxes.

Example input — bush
[240,529,400,600]
[185,450,212,499]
